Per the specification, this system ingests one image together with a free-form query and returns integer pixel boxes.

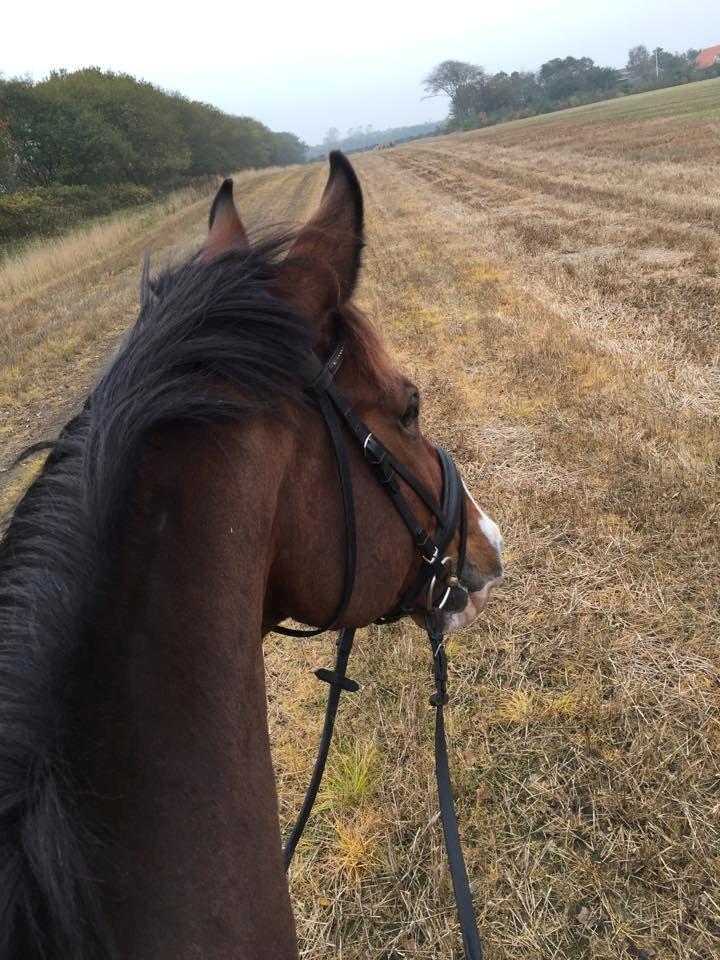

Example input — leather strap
[278,339,483,958]
[282,628,358,867]
[427,611,483,959]
[275,340,461,635]
[284,616,484,959]
[377,448,463,623]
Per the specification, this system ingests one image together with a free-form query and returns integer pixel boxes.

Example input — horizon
[3,1,719,143]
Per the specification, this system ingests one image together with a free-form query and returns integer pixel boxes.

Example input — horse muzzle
[442,549,504,630]
[443,575,504,631]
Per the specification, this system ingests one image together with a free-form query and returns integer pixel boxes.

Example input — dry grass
[1,181,211,303]
[269,85,719,959]
[0,164,321,516]
[2,82,720,958]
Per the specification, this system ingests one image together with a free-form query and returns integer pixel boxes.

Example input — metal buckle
[363,432,388,468]
[427,555,453,611]
[423,545,440,565]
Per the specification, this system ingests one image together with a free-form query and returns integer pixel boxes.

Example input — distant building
[695,45,720,69]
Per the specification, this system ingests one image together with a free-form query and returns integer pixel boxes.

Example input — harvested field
[1,80,719,958]
[0,165,323,515]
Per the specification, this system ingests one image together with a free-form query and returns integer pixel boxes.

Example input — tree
[423,60,484,119]
[269,132,307,166]
[39,69,192,184]
[322,127,341,147]
[0,77,133,187]
[423,60,483,100]
[0,69,304,196]
[538,56,617,101]
[626,45,653,84]
[0,117,11,193]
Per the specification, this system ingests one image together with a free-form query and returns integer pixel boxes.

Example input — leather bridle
[274,339,468,636]
[275,340,484,960]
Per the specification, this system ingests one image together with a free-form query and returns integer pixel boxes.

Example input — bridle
[275,340,484,960]
[275,339,468,636]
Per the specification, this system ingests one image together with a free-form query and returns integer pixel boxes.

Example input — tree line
[0,68,307,242]
[424,44,720,131]
[307,120,442,159]
[0,68,306,192]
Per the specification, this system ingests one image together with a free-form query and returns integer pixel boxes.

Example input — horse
[0,152,503,960]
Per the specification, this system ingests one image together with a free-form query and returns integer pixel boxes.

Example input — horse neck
[77,420,299,960]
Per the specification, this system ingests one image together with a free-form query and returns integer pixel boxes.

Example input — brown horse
[0,153,503,959]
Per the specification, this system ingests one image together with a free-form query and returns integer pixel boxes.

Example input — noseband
[275,340,484,960]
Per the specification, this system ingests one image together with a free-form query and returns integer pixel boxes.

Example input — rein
[275,341,484,960]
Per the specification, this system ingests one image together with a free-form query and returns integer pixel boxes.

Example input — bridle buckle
[423,544,440,565]
[363,431,386,467]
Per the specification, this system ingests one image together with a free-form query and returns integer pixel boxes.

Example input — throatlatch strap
[283,628,358,869]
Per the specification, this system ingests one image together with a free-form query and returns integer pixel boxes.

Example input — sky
[3,0,719,144]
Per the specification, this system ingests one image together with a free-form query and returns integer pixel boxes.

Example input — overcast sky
[3,0,718,143]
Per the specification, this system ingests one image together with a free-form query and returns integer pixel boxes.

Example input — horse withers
[0,152,502,959]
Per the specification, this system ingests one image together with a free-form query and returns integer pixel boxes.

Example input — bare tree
[626,45,653,83]
[322,127,341,147]
[423,60,484,99]
[423,60,484,119]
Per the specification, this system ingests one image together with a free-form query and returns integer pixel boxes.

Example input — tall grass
[0,181,216,304]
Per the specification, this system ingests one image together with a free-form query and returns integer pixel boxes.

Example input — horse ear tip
[328,151,361,201]
[328,150,350,174]
[209,177,238,230]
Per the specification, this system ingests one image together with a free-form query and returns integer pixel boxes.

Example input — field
[1,77,719,958]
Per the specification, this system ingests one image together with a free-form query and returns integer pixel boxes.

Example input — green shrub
[0,184,154,242]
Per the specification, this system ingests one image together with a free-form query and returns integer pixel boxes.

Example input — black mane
[0,240,313,959]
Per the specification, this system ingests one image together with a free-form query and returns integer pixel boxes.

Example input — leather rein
[275,340,484,960]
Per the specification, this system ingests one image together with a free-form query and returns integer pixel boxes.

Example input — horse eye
[400,394,420,428]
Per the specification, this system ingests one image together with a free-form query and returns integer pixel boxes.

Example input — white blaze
[462,481,503,557]
[443,483,504,632]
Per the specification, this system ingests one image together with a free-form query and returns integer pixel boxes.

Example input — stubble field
[1,77,719,958]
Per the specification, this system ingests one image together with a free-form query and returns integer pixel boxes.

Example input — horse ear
[275,151,364,323]
[204,178,249,257]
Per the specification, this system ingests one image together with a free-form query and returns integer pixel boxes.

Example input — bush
[0,183,154,242]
